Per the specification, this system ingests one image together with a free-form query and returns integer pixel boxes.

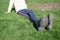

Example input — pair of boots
[33,13,54,31]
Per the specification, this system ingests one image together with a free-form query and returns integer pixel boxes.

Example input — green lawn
[0,0,60,40]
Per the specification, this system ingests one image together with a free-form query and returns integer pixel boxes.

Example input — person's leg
[17,9,48,31]
[17,9,38,22]
[17,9,40,30]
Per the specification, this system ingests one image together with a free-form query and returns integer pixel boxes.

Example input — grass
[0,0,60,40]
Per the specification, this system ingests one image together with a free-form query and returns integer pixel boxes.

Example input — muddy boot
[38,15,48,31]
[45,13,54,30]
